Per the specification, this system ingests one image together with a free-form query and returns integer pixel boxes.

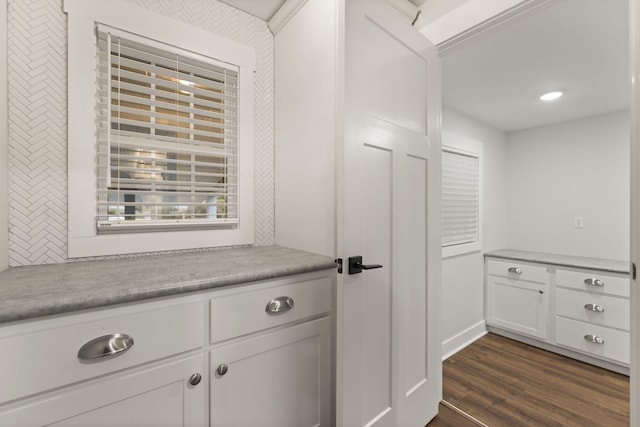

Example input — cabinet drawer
[486,259,548,284]
[0,301,203,404]
[210,276,332,343]
[555,317,629,365]
[556,269,629,298]
[556,288,629,331]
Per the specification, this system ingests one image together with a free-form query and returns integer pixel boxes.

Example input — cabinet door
[210,317,331,427]
[486,276,548,339]
[0,354,205,427]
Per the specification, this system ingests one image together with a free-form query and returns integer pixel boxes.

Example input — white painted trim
[384,0,419,21]
[64,0,255,258]
[630,0,640,423]
[267,0,310,35]
[419,0,551,53]
[0,0,8,271]
[442,321,487,360]
[442,245,481,259]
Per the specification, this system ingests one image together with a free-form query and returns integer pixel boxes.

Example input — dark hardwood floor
[427,333,629,426]
[427,401,486,427]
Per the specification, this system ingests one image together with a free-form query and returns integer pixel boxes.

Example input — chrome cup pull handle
[584,278,604,287]
[78,333,134,361]
[507,267,522,275]
[265,296,294,314]
[584,334,605,344]
[584,303,605,312]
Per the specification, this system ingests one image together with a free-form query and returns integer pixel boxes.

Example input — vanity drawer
[0,300,204,404]
[555,317,629,365]
[210,275,332,343]
[556,288,629,331]
[486,259,548,284]
[556,269,629,298]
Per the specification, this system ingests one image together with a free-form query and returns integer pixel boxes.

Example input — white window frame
[65,0,255,258]
[441,132,482,258]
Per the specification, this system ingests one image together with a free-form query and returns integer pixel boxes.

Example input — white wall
[274,0,336,257]
[441,107,508,357]
[5,0,275,266]
[0,0,8,271]
[507,110,630,261]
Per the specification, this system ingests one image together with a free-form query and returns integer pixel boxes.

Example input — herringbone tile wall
[7,0,275,266]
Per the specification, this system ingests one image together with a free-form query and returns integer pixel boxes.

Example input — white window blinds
[96,25,239,233]
[442,149,480,247]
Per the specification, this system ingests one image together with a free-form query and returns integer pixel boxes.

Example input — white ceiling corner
[220,0,429,21]
[218,0,287,21]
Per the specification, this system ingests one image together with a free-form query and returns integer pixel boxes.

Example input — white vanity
[0,246,336,426]
[485,249,630,374]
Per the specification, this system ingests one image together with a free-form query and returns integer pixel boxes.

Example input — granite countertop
[0,246,337,324]
[484,249,630,274]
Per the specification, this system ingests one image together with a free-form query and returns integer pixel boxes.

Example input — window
[65,0,255,257]
[96,27,239,233]
[441,133,482,258]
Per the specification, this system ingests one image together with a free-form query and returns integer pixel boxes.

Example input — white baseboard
[442,321,487,360]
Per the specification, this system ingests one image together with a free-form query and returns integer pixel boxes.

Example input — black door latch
[348,256,383,275]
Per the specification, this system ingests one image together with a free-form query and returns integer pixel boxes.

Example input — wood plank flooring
[429,333,629,427]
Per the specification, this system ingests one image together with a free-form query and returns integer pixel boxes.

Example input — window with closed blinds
[442,149,479,247]
[96,25,239,233]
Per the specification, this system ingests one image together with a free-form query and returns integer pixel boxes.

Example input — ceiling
[442,0,630,132]
[218,0,286,21]
[219,0,428,22]
[217,0,629,133]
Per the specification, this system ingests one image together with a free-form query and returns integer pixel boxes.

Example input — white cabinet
[554,268,630,365]
[0,301,204,404]
[486,259,549,339]
[210,318,331,427]
[209,273,333,427]
[0,270,335,426]
[0,299,206,426]
[485,254,630,371]
[0,354,205,427]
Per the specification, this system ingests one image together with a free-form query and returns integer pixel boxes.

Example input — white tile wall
[6,0,275,266]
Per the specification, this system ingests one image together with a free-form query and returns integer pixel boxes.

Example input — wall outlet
[574,216,584,229]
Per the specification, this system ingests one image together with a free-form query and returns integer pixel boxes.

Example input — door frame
[630,0,639,424]
[423,0,639,423]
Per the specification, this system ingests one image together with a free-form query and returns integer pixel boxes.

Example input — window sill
[442,242,482,259]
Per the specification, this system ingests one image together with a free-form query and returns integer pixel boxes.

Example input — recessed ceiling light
[539,91,563,101]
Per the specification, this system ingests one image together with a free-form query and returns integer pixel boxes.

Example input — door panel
[357,17,428,134]
[402,154,428,396]
[360,144,393,425]
[339,0,441,425]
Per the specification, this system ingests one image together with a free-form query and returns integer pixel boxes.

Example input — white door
[337,0,442,426]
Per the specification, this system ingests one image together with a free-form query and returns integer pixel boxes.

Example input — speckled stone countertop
[0,246,336,324]
[485,249,630,274]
